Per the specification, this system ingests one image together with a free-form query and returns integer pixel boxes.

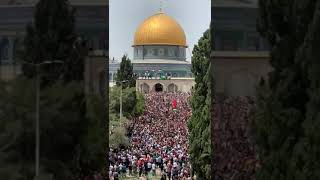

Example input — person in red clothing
[108,92,192,179]
[172,99,177,113]
[172,99,177,108]
[137,159,141,167]
[137,159,143,177]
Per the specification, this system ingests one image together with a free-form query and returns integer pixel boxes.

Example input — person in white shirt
[109,170,113,179]
[147,161,152,173]
[118,164,123,175]
[152,163,156,176]
[173,161,177,168]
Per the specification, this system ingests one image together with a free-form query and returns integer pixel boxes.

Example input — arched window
[168,83,178,92]
[88,38,94,51]
[99,71,106,97]
[168,48,175,57]
[135,48,139,56]
[0,37,9,62]
[141,83,150,93]
[99,35,107,50]
[158,48,164,56]
[147,48,154,56]
[13,38,19,62]
[138,48,143,56]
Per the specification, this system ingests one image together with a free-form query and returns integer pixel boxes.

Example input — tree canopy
[114,55,136,88]
[188,29,212,179]
[0,0,107,179]
[109,86,145,120]
[0,78,106,179]
[250,0,320,179]
[20,0,86,84]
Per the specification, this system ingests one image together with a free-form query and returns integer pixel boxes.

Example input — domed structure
[133,12,187,47]
[132,12,192,79]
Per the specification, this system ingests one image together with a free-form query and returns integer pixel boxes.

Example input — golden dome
[133,12,187,47]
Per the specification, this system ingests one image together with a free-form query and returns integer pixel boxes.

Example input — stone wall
[0,64,21,81]
[84,51,107,96]
[213,51,272,97]
[136,78,195,93]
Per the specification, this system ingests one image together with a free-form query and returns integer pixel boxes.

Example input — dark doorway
[155,83,163,92]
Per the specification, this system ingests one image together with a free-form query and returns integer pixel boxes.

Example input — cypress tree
[188,29,212,179]
[294,1,320,179]
[20,0,84,84]
[250,0,320,179]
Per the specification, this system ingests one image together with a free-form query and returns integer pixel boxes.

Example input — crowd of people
[109,92,193,180]
[213,96,257,179]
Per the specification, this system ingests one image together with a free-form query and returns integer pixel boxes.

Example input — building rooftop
[0,0,108,6]
[136,77,195,80]
[213,0,258,8]
[133,12,187,47]
[132,59,191,65]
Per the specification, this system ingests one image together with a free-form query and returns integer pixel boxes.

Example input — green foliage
[188,29,212,179]
[108,86,144,150]
[250,1,320,179]
[135,91,145,116]
[0,77,107,179]
[0,78,36,180]
[299,3,320,179]
[109,86,144,118]
[109,126,130,149]
[0,0,107,179]
[77,95,107,176]
[19,0,85,83]
[114,55,137,88]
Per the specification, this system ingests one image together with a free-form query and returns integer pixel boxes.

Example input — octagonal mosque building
[131,11,192,78]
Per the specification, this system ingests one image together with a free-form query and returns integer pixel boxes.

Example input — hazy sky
[109,0,211,62]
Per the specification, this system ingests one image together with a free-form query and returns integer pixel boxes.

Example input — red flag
[172,99,177,109]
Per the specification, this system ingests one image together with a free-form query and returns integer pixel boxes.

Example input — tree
[293,1,320,179]
[188,29,212,179]
[109,86,144,119]
[210,21,215,180]
[19,0,85,84]
[0,78,36,179]
[109,126,130,149]
[250,0,320,179]
[134,91,145,116]
[0,78,107,179]
[0,78,82,179]
[0,0,107,179]
[77,95,107,177]
[114,55,136,88]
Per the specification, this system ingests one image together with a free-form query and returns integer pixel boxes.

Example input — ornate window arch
[168,83,178,92]
[0,37,9,62]
[141,83,150,94]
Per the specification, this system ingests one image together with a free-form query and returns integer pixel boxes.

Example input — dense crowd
[213,96,257,180]
[109,92,192,180]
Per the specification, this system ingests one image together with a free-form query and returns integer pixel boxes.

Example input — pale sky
[109,0,211,62]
